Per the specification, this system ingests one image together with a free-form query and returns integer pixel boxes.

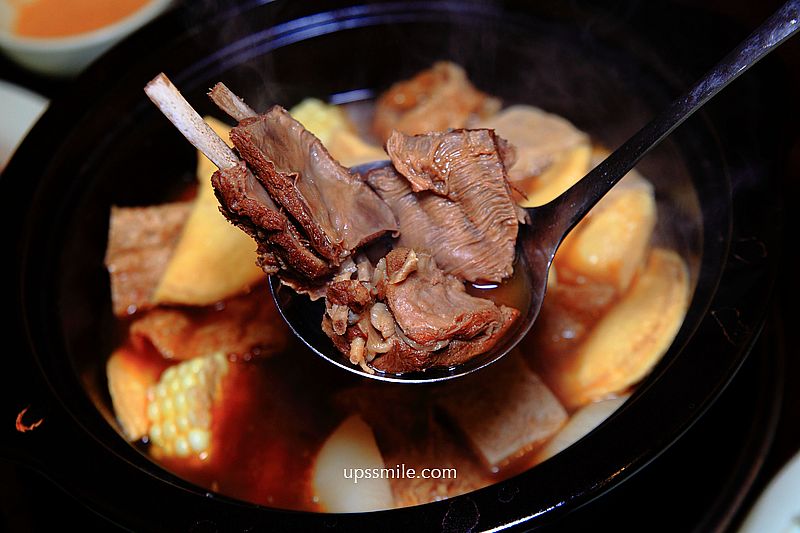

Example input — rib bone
[209,82,257,122]
[145,73,239,171]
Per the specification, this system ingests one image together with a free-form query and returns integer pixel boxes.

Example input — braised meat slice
[212,161,334,283]
[145,74,334,288]
[368,130,519,283]
[383,249,513,347]
[105,202,191,316]
[322,248,519,374]
[145,73,522,374]
[373,61,500,143]
[229,106,398,264]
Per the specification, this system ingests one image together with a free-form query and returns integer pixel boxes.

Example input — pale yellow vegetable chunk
[519,143,591,207]
[557,184,656,291]
[153,117,265,305]
[326,129,388,168]
[107,349,161,441]
[312,415,395,512]
[290,98,354,145]
[535,394,630,463]
[290,98,387,168]
[543,248,689,409]
[588,147,653,213]
[476,104,588,181]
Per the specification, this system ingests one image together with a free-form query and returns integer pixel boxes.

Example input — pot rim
[0,1,782,530]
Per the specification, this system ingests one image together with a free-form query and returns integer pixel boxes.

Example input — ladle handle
[541,0,800,236]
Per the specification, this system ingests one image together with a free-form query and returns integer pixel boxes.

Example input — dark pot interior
[1,1,781,531]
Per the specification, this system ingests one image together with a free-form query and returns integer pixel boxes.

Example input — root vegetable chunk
[541,248,689,409]
[476,105,588,181]
[437,356,567,469]
[519,143,591,207]
[535,394,630,463]
[107,348,163,441]
[312,415,395,512]
[558,185,656,291]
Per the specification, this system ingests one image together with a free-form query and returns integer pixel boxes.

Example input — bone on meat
[209,82,257,122]
[145,73,239,171]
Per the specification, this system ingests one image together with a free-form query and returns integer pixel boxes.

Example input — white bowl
[0,0,172,77]
[739,450,800,533]
[0,80,48,169]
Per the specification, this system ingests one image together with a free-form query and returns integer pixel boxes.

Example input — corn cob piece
[146,352,230,459]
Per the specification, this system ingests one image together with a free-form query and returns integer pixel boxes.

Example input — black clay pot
[0,1,784,531]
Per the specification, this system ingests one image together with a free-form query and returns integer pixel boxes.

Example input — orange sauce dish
[11,0,151,38]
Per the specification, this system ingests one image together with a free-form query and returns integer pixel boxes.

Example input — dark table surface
[1,0,798,531]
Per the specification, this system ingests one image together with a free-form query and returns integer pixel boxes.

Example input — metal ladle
[272,0,799,382]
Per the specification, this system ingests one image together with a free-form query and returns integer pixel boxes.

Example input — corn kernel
[162,366,177,382]
[182,374,196,389]
[163,421,177,440]
[175,392,187,411]
[161,397,174,416]
[175,437,190,458]
[146,402,160,421]
[188,429,210,453]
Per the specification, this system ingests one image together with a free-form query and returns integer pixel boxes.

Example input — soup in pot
[103,62,689,512]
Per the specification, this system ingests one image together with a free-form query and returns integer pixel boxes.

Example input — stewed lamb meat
[372,61,500,143]
[211,161,334,282]
[145,75,336,287]
[322,248,519,374]
[367,128,520,284]
[209,83,398,264]
[146,73,521,374]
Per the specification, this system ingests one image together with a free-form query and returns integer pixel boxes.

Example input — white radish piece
[312,415,395,512]
[536,394,630,463]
